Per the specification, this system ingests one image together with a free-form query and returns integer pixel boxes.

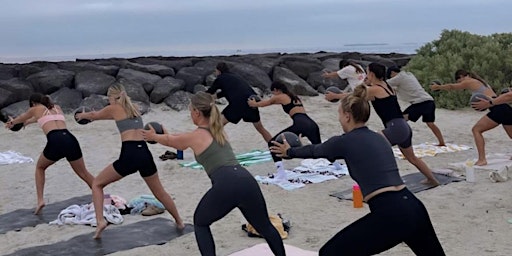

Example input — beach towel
[228,243,317,256]
[330,172,464,201]
[49,204,123,226]
[0,195,92,234]
[180,150,272,169]
[393,142,471,159]
[5,218,194,256]
[0,150,33,165]
[255,159,349,190]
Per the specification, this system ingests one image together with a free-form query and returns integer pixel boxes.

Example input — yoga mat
[330,172,464,200]
[229,243,316,256]
[0,194,92,234]
[6,218,194,256]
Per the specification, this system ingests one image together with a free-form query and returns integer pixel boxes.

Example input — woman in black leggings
[271,85,445,256]
[142,91,285,256]
[248,81,324,180]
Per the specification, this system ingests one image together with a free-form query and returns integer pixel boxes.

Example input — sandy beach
[1,95,512,255]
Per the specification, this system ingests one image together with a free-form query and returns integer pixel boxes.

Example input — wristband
[489,100,493,106]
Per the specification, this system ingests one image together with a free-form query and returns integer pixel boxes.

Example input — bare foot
[34,202,46,215]
[176,221,185,231]
[475,160,487,166]
[421,178,440,186]
[435,143,446,147]
[93,219,108,239]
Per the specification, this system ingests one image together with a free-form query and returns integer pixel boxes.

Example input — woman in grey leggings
[142,91,285,256]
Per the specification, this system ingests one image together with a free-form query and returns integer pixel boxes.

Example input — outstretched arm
[5,108,35,129]
[270,135,345,162]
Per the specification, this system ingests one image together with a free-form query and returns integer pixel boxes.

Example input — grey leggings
[194,165,285,256]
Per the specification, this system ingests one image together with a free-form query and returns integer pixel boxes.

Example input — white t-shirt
[386,71,433,104]
[336,65,366,92]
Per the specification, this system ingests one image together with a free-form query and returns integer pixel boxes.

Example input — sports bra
[37,108,65,128]
[371,83,403,126]
[281,98,303,114]
[115,116,143,133]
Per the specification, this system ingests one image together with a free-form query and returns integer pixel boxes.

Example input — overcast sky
[1,0,510,63]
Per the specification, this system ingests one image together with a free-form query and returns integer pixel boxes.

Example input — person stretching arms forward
[270,85,445,256]
[76,83,184,239]
[142,91,285,256]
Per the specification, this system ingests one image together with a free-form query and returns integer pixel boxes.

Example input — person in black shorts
[5,93,94,215]
[76,83,184,239]
[248,81,338,180]
[386,66,446,146]
[270,86,445,256]
[142,92,285,256]
[207,62,272,142]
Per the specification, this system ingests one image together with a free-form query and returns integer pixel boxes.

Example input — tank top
[37,107,65,127]
[194,127,239,177]
[115,116,143,133]
[281,97,303,114]
[371,82,403,126]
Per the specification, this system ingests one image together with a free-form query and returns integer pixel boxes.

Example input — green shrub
[405,29,512,109]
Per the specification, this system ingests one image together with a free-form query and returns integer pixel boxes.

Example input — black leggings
[320,188,445,256]
[194,165,285,256]
[268,113,321,162]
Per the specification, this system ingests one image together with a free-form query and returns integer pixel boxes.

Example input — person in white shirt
[322,60,366,95]
[386,66,446,146]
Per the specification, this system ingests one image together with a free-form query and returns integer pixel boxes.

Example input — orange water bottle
[352,184,363,208]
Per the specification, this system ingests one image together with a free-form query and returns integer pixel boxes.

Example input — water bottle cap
[353,184,360,190]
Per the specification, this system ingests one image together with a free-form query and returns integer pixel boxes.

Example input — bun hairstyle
[270,81,300,102]
[29,93,54,109]
[190,91,227,145]
[340,84,371,123]
[107,83,140,118]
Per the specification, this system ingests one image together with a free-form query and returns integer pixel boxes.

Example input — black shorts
[223,104,260,124]
[403,100,436,123]
[113,141,157,177]
[487,104,512,125]
[382,118,413,148]
[43,129,83,162]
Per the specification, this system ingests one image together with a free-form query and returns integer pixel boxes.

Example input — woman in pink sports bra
[4,93,94,214]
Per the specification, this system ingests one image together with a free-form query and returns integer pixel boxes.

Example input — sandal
[159,151,177,160]
[141,204,165,216]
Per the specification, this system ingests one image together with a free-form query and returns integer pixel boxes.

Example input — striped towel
[393,142,471,159]
[179,150,272,169]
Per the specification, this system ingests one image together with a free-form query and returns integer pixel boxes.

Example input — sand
[1,95,512,255]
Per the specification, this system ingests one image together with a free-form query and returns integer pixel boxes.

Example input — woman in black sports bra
[366,63,439,186]
[248,81,322,180]
[76,83,184,239]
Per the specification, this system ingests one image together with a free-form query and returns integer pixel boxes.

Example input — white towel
[49,203,123,226]
[0,151,33,165]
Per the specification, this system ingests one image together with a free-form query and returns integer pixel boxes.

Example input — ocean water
[1,42,423,64]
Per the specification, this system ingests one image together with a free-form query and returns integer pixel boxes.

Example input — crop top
[371,83,403,126]
[115,116,143,133]
[287,126,404,197]
[281,98,303,114]
[194,128,239,177]
[37,108,65,128]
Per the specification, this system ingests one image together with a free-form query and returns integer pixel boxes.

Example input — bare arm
[321,71,340,79]
[76,105,116,121]
[248,95,279,108]
[430,81,468,91]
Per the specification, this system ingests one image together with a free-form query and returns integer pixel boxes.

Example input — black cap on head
[386,66,401,79]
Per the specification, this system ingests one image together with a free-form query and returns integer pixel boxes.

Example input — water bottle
[465,160,475,182]
[177,150,184,160]
[352,184,363,208]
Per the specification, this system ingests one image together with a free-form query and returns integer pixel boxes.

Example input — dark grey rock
[26,69,75,94]
[75,71,116,97]
[117,78,150,104]
[57,61,119,76]
[0,100,29,122]
[272,66,318,96]
[164,90,192,111]
[0,78,34,102]
[49,87,83,113]
[116,68,162,87]
[0,87,16,109]
[175,67,207,92]
[150,77,185,104]
[125,62,175,77]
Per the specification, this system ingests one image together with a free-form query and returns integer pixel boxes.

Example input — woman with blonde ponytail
[142,91,285,256]
[271,85,445,255]
[76,83,184,239]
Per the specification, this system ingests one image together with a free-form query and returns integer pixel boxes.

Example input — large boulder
[125,62,175,77]
[230,62,272,93]
[307,71,348,91]
[0,64,17,80]
[117,78,150,104]
[0,87,16,109]
[175,67,208,92]
[26,69,75,94]
[0,100,29,122]
[361,54,397,67]
[78,94,109,112]
[272,67,318,96]
[280,57,323,80]
[0,78,34,102]
[150,77,185,104]
[130,58,195,72]
[164,90,192,111]
[49,87,83,113]
[57,61,119,76]
[75,71,116,97]
[116,68,162,87]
